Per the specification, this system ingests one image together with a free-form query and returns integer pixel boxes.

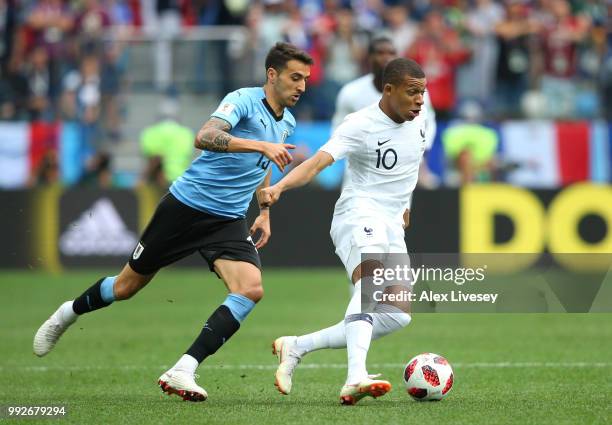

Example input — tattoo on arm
[196,118,232,152]
[208,132,231,152]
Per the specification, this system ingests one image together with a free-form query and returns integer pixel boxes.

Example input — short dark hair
[368,36,394,55]
[264,42,313,75]
[382,58,425,86]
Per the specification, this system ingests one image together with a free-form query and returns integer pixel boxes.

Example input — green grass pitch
[1,269,610,424]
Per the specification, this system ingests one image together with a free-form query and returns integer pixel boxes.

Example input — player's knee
[113,283,132,300]
[113,264,153,300]
[114,278,142,300]
[242,283,264,303]
[236,275,263,303]
[233,268,264,302]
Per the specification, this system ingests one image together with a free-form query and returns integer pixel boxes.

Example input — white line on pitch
[1,362,610,372]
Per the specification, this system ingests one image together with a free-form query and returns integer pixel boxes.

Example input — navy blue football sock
[185,294,256,363]
[185,305,241,363]
[72,276,116,315]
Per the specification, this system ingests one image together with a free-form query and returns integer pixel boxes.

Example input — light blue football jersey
[170,87,295,218]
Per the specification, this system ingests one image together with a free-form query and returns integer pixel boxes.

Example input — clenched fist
[258,185,282,208]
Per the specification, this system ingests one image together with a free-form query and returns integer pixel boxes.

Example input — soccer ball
[403,353,453,401]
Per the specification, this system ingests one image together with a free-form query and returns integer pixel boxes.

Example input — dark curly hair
[382,58,425,86]
[264,42,314,76]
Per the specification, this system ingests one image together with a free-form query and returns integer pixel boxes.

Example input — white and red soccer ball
[403,353,454,401]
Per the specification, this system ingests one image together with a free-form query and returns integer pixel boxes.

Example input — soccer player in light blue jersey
[33,42,313,402]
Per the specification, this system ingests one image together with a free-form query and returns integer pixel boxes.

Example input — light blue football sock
[100,276,117,303]
[222,293,256,323]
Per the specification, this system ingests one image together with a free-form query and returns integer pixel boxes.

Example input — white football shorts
[330,213,407,279]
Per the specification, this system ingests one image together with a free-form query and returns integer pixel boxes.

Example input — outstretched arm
[195,117,295,172]
[258,150,334,207]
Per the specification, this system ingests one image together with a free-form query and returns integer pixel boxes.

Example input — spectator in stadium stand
[106,0,136,28]
[442,100,499,186]
[537,0,591,118]
[139,98,194,188]
[323,7,365,87]
[407,8,471,120]
[572,3,606,119]
[193,0,246,96]
[0,78,16,119]
[0,56,30,121]
[80,151,114,188]
[100,42,124,142]
[250,0,291,60]
[25,0,74,73]
[494,0,540,118]
[1,0,27,115]
[600,3,612,120]
[0,0,17,75]
[24,45,61,121]
[60,53,102,178]
[290,0,333,119]
[350,0,384,33]
[61,54,102,126]
[73,0,111,53]
[29,150,60,186]
[282,3,310,58]
[462,0,504,108]
[140,0,181,91]
[320,6,366,117]
[383,4,418,58]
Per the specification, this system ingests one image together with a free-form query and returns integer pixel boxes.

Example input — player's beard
[283,89,301,107]
[274,85,296,109]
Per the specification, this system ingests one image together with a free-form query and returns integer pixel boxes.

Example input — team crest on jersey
[281,130,289,144]
[364,227,373,236]
[420,127,426,152]
[216,103,236,116]
[132,242,144,260]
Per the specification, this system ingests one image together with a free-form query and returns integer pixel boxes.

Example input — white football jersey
[321,103,427,225]
[331,73,436,150]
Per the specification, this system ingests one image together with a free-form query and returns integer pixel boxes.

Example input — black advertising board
[0,184,610,270]
[57,189,140,268]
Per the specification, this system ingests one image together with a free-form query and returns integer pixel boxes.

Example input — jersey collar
[261,98,284,122]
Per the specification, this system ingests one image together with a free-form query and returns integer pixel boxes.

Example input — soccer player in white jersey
[332,36,435,146]
[333,35,438,209]
[259,58,427,405]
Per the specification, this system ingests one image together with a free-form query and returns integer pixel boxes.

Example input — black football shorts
[128,192,260,275]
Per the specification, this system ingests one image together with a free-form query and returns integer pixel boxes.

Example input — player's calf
[112,264,155,300]
[372,303,412,340]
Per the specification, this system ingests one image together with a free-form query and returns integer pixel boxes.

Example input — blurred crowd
[0,0,610,188]
[248,0,608,121]
[1,0,610,120]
